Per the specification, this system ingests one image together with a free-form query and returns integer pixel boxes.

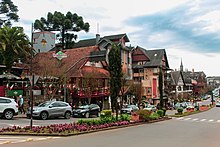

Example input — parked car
[143,105,157,112]
[174,102,187,109]
[72,104,100,118]
[121,104,139,115]
[0,97,18,120]
[26,100,72,120]
[216,101,220,107]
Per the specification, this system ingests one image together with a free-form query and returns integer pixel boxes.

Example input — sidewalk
[166,109,187,116]
[14,113,27,118]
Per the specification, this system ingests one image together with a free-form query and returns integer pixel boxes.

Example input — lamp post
[30,23,34,130]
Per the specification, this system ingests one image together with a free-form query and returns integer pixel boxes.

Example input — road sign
[28,75,39,85]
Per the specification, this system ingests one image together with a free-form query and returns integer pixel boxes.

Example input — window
[148,88,152,93]
[139,69,144,73]
[153,68,158,73]
[178,86,181,91]
[51,102,60,107]
[0,98,11,103]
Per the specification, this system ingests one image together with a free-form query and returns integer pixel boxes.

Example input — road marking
[177,117,184,120]
[217,120,220,123]
[184,118,191,120]
[200,119,206,122]
[208,119,214,122]
[0,136,61,145]
[192,118,199,121]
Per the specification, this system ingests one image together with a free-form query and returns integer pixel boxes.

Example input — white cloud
[9,0,220,76]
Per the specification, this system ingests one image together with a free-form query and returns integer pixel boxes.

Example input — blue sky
[11,0,220,76]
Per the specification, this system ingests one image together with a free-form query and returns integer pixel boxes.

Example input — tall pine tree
[108,43,122,120]
[159,67,164,109]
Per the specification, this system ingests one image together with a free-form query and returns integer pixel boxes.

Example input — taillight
[16,105,18,108]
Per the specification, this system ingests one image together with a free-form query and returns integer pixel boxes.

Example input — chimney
[96,34,100,44]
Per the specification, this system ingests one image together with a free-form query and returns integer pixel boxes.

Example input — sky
[10,0,220,77]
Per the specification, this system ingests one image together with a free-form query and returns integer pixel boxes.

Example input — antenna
[97,23,99,34]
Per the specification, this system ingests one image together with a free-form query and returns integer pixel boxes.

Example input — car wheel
[4,110,13,120]
[97,112,100,117]
[40,112,48,120]
[64,112,71,119]
[85,112,90,118]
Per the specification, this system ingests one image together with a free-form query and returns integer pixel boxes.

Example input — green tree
[0,0,19,27]
[0,26,31,72]
[159,67,163,109]
[34,11,90,49]
[108,43,122,120]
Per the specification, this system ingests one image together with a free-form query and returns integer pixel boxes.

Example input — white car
[0,97,18,119]
[144,105,157,112]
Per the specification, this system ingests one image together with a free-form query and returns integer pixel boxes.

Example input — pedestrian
[18,95,25,114]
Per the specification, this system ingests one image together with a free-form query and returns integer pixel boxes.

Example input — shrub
[100,110,112,119]
[120,114,131,121]
[177,107,183,114]
[149,112,160,120]
[157,110,164,117]
[137,110,152,121]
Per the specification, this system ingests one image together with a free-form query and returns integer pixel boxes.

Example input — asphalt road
[1,106,220,147]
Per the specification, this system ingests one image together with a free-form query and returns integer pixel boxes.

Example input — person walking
[18,95,25,114]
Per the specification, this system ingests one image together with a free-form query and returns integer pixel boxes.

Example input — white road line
[177,117,184,120]
[208,119,214,122]
[184,118,191,120]
[217,120,220,123]
[192,118,199,121]
[200,119,206,122]
[0,137,61,145]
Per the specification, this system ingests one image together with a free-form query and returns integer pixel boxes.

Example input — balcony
[133,72,144,77]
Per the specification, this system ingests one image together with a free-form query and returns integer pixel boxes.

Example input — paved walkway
[14,113,26,118]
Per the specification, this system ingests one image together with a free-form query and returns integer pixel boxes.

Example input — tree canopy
[0,26,31,71]
[34,11,90,49]
[0,0,19,27]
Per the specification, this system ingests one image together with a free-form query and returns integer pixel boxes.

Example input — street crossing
[175,117,220,123]
[0,136,60,145]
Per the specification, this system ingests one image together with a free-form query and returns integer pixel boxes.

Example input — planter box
[199,106,209,111]
[131,113,139,122]
[186,108,194,112]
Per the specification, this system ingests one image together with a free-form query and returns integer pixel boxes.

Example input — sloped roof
[132,46,150,62]
[143,49,170,68]
[170,71,181,86]
[68,66,109,78]
[72,33,129,49]
[104,34,129,42]
[32,46,99,78]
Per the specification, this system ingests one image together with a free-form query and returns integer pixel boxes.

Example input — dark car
[121,104,139,115]
[72,104,100,118]
[26,100,73,120]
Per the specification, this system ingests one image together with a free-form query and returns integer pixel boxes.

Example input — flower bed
[199,105,209,111]
[0,110,169,136]
[0,121,130,136]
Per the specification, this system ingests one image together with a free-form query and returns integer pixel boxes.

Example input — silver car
[26,100,72,120]
[121,104,139,115]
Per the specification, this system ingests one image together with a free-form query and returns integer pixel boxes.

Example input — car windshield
[38,101,52,107]
[126,105,135,108]
[78,105,89,109]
